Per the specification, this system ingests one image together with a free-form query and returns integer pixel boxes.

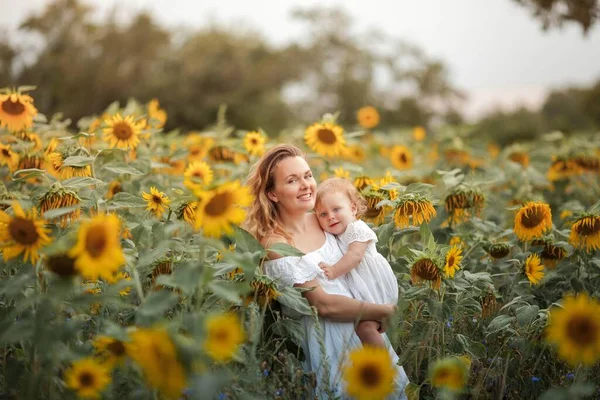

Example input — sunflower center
[205,192,233,217]
[46,254,76,277]
[250,138,258,145]
[414,260,439,280]
[403,202,415,214]
[85,226,107,259]
[152,195,163,205]
[398,153,407,163]
[190,147,201,155]
[79,371,95,387]
[359,364,381,387]
[193,171,204,178]
[1,99,25,115]
[448,256,455,266]
[112,122,134,140]
[575,217,600,235]
[316,129,337,145]
[9,217,39,245]
[1,148,10,157]
[521,208,545,228]
[213,328,229,342]
[107,341,126,356]
[566,315,598,345]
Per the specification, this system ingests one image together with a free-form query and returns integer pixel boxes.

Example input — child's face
[315,191,357,235]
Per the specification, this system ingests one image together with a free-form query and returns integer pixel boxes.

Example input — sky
[2,0,600,119]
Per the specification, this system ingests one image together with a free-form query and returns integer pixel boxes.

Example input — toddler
[315,177,399,347]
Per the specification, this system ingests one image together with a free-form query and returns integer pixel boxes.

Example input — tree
[513,0,600,34]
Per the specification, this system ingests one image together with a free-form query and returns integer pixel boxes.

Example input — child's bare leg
[356,320,386,347]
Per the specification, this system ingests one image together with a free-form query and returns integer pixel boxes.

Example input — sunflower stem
[130,265,145,302]
[166,208,173,222]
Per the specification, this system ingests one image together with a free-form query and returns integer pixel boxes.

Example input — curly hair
[243,144,306,245]
[315,177,368,217]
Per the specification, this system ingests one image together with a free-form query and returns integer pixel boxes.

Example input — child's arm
[319,241,369,280]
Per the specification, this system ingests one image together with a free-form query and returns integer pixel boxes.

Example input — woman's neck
[279,210,311,235]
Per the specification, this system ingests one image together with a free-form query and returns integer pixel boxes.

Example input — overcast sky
[2,0,600,119]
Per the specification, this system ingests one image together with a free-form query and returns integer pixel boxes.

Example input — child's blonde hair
[316,177,368,217]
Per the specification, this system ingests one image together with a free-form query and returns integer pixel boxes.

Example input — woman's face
[268,156,316,212]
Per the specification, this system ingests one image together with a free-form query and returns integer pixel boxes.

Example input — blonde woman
[245,144,408,399]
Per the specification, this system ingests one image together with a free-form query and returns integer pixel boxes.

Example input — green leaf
[61,177,104,189]
[277,286,313,316]
[268,243,304,257]
[486,314,514,336]
[233,226,265,255]
[136,290,178,320]
[103,162,144,176]
[420,223,436,252]
[376,221,395,245]
[41,205,80,220]
[62,155,95,167]
[154,264,203,295]
[207,280,250,303]
[12,168,47,180]
[455,334,486,358]
[109,192,147,209]
[515,304,539,326]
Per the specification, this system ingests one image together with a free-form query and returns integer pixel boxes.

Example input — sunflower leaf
[61,155,95,167]
[233,226,265,256]
[61,177,104,189]
[109,192,147,209]
[41,205,80,220]
[268,243,304,257]
[135,290,179,322]
[102,162,144,176]
[277,286,313,316]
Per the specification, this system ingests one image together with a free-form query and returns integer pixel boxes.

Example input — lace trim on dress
[341,220,378,245]
[263,257,323,287]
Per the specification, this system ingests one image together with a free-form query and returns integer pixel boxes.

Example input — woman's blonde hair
[316,177,368,217]
[244,144,306,245]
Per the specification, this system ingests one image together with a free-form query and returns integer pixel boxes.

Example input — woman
[245,144,409,399]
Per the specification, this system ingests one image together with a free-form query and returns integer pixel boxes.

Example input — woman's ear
[267,191,278,203]
[351,203,357,216]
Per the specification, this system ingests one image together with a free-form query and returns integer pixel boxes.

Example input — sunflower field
[0,86,600,400]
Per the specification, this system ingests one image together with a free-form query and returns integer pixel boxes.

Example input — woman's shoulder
[261,234,290,261]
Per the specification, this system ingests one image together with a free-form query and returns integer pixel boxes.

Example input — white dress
[263,232,409,399]
[337,220,399,305]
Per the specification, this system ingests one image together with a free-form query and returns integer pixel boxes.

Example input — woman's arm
[319,241,369,279]
[295,279,394,322]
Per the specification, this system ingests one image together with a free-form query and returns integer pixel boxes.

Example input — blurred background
[0,0,599,145]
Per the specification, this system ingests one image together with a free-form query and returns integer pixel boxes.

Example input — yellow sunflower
[204,312,245,363]
[64,358,111,399]
[449,236,465,248]
[546,293,600,366]
[363,192,391,225]
[444,148,470,166]
[304,122,346,157]
[39,187,80,228]
[93,336,127,367]
[333,166,350,179]
[356,106,380,129]
[147,99,167,128]
[193,181,253,238]
[126,327,186,399]
[513,202,552,241]
[45,253,77,278]
[185,133,214,162]
[389,145,413,170]
[142,186,171,218]
[343,144,366,163]
[393,196,436,228]
[106,180,123,200]
[249,275,281,306]
[412,126,426,141]
[0,202,51,264]
[487,143,500,158]
[177,201,198,227]
[47,151,92,180]
[429,357,469,393]
[444,246,462,278]
[183,161,214,192]
[0,143,19,172]
[17,131,43,151]
[410,257,442,289]
[102,114,144,149]
[0,90,38,132]
[569,215,600,252]
[68,214,125,281]
[243,131,266,156]
[547,159,581,181]
[106,271,132,296]
[524,253,544,285]
[342,345,396,400]
[354,175,374,191]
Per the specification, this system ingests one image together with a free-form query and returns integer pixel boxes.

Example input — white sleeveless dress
[263,232,409,399]
[337,220,399,305]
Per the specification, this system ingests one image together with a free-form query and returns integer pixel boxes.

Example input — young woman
[244,144,408,399]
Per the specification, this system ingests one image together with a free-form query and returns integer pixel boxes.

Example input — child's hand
[319,262,335,279]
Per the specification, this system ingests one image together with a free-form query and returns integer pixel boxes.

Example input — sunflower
[342,345,396,400]
[147,99,167,128]
[0,202,51,264]
[514,202,552,241]
[102,114,144,149]
[569,215,600,252]
[488,243,510,259]
[362,192,391,225]
[142,186,171,218]
[126,327,186,399]
[249,275,281,306]
[16,132,43,151]
[155,155,186,176]
[524,253,544,285]
[410,256,442,289]
[151,259,173,288]
[304,122,346,157]
[354,175,374,191]
[572,155,600,172]
[45,253,77,278]
[444,189,485,225]
[389,145,413,170]
[39,187,80,228]
[183,162,214,192]
[208,146,236,163]
[176,201,199,227]
[216,244,236,262]
[243,131,266,156]
[507,151,530,167]
[429,357,469,393]
[94,336,127,367]
[68,214,125,281]
[204,313,245,363]
[448,236,465,248]
[357,106,380,129]
[487,143,500,158]
[107,271,132,296]
[333,166,350,179]
[343,144,366,163]
[185,133,214,162]
[393,196,436,228]
[535,240,566,269]
[443,148,470,166]
[444,246,462,278]
[0,143,19,172]
[18,152,43,171]
[193,181,252,238]
[64,358,111,399]
[547,159,580,181]
[47,151,92,180]
[412,126,426,141]
[546,293,600,366]
[0,90,38,132]
[480,292,500,319]
[106,180,123,200]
